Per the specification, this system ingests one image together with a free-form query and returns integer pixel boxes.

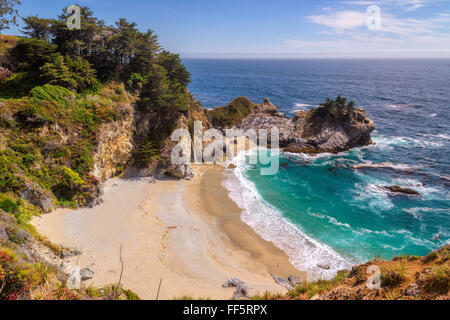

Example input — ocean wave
[372,136,444,148]
[224,150,352,280]
[351,180,394,212]
[308,212,352,230]
[292,103,313,111]
[282,150,348,164]
[359,228,393,237]
[351,161,421,171]
[385,103,417,109]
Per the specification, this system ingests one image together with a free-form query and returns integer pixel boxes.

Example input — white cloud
[307,9,450,36]
[289,6,450,58]
[308,11,367,30]
[339,0,431,11]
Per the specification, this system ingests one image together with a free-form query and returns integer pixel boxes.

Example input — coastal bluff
[208,96,376,154]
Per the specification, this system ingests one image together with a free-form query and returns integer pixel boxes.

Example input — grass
[173,295,211,300]
[288,271,348,299]
[381,263,407,288]
[208,96,256,128]
[250,291,283,300]
[423,251,439,263]
[32,262,54,285]
[423,265,449,294]
[122,289,141,300]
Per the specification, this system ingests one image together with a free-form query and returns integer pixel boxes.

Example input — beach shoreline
[31,164,306,300]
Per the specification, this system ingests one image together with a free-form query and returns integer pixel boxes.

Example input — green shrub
[209,96,256,128]
[423,266,449,294]
[288,271,348,299]
[0,72,37,98]
[135,140,160,163]
[0,194,19,213]
[70,142,94,175]
[381,264,406,288]
[423,251,438,263]
[30,84,76,103]
[122,289,141,300]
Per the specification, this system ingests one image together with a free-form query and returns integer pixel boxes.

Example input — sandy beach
[31,164,305,299]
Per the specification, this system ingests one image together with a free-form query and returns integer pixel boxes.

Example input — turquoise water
[184,59,450,278]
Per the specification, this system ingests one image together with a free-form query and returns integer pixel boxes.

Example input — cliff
[209,96,375,153]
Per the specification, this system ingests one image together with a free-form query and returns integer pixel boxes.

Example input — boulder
[0,224,8,242]
[166,164,194,180]
[405,283,421,298]
[288,275,303,286]
[60,248,82,259]
[80,267,95,281]
[20,182,54,213]
[383,185,420,195]
[271,273,294,290]
[317,264,331,270]
[228,163,237,169]
[222,277,243,288]
[232,283,249,300]
[255,98,278,115]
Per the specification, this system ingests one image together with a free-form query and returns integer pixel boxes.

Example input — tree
[40,54,77,90]
[22,16,54,40]
[157,51,190,87]
[0,0,21,31]
[52,6,106,58]
[40,54,100,93]
[139,64,188,112]
[320,95,355,113]
[9,38,56,74]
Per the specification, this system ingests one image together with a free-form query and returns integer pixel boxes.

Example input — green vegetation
[122,289,141,300]
[381,263,407,288]
[0,4,196,301]
[423,251,439,263]
[208,96,256,128]
[250,291,283,300]
[134,140,160,164]
[288,270,348,299]
[423,265,449,294]
[30,84,76,102]
[0,194,18,213]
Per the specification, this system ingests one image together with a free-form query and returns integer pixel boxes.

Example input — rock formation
[209,97,375,154]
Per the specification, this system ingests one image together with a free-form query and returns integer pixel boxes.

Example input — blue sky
[4,0,450,58]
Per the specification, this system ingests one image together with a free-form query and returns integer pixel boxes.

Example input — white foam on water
[292,103,313,111]
[372,135,444,148]
[352,161,421,171]
[385,103,416,109]
[223,149,352,281]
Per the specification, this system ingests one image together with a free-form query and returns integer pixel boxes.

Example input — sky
[4,0,450,58]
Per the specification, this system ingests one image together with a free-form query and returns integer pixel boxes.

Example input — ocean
[184,59,450,280]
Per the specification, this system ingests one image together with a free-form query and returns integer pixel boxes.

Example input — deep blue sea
[184,59,450,279]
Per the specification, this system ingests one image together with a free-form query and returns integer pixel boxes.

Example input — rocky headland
[208,96,376,154]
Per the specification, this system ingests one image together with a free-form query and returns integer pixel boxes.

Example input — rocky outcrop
[220,97,375,154]
[125,94,210,180]
[91,103,134,182]
[222,278,249,300]
[20,181,54,213]
[383,185,420,195]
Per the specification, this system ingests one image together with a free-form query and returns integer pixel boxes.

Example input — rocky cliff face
[91,103,134,183]
[124,92,211,180]
[220,97,375,153]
